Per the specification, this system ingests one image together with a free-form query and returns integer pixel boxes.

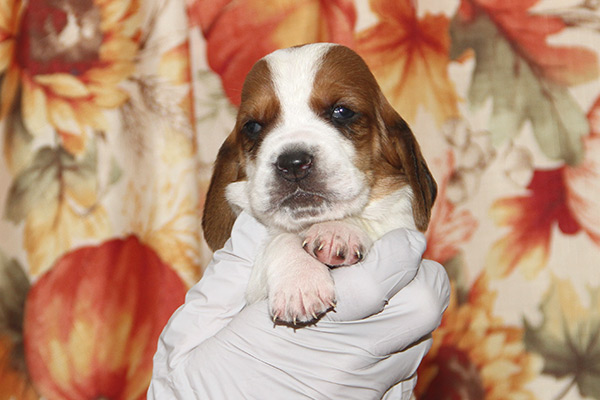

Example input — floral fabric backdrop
[0,0,599,399]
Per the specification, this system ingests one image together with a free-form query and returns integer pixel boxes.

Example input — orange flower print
[23,236,187,400]
[486,168,581,279]
[415,276,540,400]
[0,0,21,117]
[0,334,38,400]
[195,0,356,106]
[0,0,142,154]
[357,0,460,126]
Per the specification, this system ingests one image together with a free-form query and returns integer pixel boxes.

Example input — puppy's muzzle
[276,149,313,182]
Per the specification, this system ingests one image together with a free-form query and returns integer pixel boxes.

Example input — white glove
[149,212,450,400]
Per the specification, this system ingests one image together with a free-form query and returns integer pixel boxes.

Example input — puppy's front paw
[269,258,336,325]
[302,221,372,267]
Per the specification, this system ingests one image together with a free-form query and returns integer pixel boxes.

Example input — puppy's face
[202,43,436,250]
[228,44,381,231]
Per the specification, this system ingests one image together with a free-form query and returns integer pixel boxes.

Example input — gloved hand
[149,212,450,400]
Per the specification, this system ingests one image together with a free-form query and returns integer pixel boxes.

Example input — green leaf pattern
[450,13,588,165]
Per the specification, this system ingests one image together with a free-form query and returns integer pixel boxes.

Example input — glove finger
[327,228,426,321]
[368,259,450,356]
[322,259,450,355]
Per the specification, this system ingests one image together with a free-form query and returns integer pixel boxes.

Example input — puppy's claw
[302,239,308,248]
[355,249,363,261]
[311,311,318,320]
[272,312,279,323]
[317,242,324,251]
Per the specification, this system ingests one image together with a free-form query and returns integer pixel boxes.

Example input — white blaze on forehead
[257,43,354,163]
[264,43,336,125]
[242,43,370,230]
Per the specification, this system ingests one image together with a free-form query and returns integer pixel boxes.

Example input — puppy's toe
[303,221,371,267]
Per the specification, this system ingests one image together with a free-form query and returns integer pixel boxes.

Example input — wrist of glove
[149,212,450,400]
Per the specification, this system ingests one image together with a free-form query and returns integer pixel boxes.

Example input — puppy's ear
[379,99,437,232]
[202,132,245,251]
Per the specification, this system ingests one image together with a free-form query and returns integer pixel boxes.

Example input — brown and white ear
[379,99,437,232]
[202,132,246,251]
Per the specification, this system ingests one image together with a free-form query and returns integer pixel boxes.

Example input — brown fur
[202,59,279,250]
[202,134,244,251]
[311,45,437,231]
[377,92,437,231]
[202,44,436,251]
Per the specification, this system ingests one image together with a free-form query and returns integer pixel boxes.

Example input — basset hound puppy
[203,43,437,325]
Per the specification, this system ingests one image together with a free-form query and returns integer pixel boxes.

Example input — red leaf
[487,168,581,278]
[196,0,356,106]
[186,0,231,31]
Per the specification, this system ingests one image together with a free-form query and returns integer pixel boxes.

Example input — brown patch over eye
[236,59,281,156]
[310,45,383,175]
[310,46,380,138]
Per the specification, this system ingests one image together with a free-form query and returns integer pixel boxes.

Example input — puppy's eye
[331,105,356,122]
[243,120,263,139]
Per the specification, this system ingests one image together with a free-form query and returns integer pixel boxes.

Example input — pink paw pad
[302,222,371,267]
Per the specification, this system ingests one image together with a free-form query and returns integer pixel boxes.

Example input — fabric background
[1,0,599,399]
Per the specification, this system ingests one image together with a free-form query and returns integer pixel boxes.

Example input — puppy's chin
[263,190,371,233]
[226,181,326,231]
[225,180,370,232]
[267,207,331,232]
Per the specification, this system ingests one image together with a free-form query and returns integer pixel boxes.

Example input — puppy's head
[202,43,436,251]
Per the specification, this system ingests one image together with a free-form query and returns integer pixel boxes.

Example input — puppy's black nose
[276,150,313,181]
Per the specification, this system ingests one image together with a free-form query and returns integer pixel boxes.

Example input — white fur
[351,186,417,239]
[246,232,335,322]
[225,181,249,212]
[232,44,371,232]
